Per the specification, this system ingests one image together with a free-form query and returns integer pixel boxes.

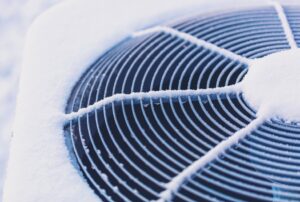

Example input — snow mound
[243,49,300,121]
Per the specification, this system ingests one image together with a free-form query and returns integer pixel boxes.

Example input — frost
[113,186,119,192]
[65,84,242,120]
[3,0,295,201]
[157,1,300,201]
[101,174,108,182]
[158,116,266,202]
[4,0,221,201]
[133,26,251,64]
[243,0,300,121]
[272,0,297,48]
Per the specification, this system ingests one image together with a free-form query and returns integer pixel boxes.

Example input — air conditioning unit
[3,0,300,201]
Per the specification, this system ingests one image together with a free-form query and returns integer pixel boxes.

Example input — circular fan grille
[64,4,300,202]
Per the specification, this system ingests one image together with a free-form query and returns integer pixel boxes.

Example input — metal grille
[64,4,300,202]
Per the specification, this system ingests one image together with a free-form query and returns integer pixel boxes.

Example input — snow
[243,0,300,121]
[133,26,251,64]
[272,0,298,49]
[158,115,266,202]
[2,0,295,201]
[0,0,61,200]
[243,49,300,121]
[66,84,242,121]
[2,0,223,201]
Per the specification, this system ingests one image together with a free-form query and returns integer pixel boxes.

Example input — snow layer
[133,26,251,64]
[0,0,61,200]
[158,115,266,202]
[3,0,289,201]
[243,49,300,121]
[272,1,298,49]
[66,85,242,121]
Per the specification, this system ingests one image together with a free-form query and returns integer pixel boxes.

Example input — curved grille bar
[64,4,300,202]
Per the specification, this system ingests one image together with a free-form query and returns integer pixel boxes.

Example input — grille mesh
[171,8,290,58]
[285,6,300,46]
[64,5,300,202]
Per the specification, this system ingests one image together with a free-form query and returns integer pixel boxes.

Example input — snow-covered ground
[0,0,61,200]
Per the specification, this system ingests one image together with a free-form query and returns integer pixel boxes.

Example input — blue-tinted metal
[64,6,300,202]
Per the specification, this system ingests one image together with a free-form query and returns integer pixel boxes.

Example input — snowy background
[0,0,61,199]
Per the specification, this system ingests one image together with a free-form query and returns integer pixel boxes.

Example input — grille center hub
[243,49,300,121]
